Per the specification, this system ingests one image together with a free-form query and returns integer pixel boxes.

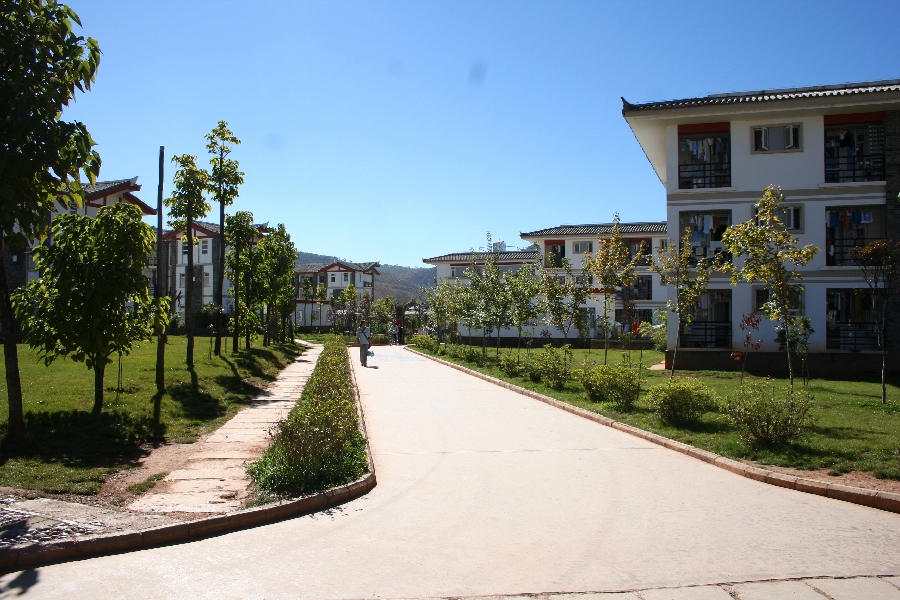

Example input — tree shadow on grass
[166,381,228,421]
[0,409,162,468]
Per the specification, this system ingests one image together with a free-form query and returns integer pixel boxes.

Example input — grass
[126,472,168,495]
[0,336,303,495]
[415,342,900,480]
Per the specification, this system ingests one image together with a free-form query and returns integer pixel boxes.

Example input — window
[825,206,885,266]
[343,273,349,282]
[545,241,565,267]
[363,281,372,287]
[201,240,209,255]
[757,205,802,232]
[451,267,459,278]
[575,274,593,285]
[182,242,189,257]
[754,288,802,313]
[179,272,185,288]
[573,241,593,254]
[826,289,878,350]
[625,239,651,265]
[678,123,730,189]
[25,252,36,271]
[679,211,732,261]
[680,290,732,348]
[330,274,336,283]
[824,118,884,182]
[204,270,210,287]
[658,239,668,251]
[752,125,801,152]
[618,275,652,301]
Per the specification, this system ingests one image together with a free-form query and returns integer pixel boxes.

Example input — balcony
[679,321,732,348]
[826,321,878,351]
[828,238,885,266]
[824,153,884,183]
[678,162,731,190]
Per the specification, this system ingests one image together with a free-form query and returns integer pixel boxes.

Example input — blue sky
[64,0,900,267]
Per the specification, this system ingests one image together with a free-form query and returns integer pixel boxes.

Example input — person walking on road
[356,320,371,367]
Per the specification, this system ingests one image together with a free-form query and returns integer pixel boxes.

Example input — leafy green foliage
[722,380,813,447]
[646,379,717,426]
[719,186,819,388]
[539,344,572,390]
[13,204,165,414]
[410,334,439,353]
[498,349,523,377]
[256,223,299,344]
[539,257,589,341]
[248,340,368,495]
[225,211,259,348]
[573,362,640,409]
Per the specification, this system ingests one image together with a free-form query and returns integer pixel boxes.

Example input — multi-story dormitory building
[622,79,900,373]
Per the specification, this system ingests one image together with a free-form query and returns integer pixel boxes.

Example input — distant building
[294,260,380,329]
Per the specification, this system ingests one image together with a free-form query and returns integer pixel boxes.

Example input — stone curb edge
[0,342,378,574]
[406,347,900,515]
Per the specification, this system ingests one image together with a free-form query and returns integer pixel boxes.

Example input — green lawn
[0,336,303,494]
[414,343,900,480]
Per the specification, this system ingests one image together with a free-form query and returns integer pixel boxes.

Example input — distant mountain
[296,251,436,303]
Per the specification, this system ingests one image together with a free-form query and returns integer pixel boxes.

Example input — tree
[464,259,493,359]
[538,256,588,342]
[316,279,327,331]
[506,263,540,359]
[584,214,644,364]
[256,224,298,345]
[13,204,164,414]
[0,0,101,441]
[225,211,257,352]
[165,154,210,368]
[650,228,711,378]
[422,280,452,341]
[720,186,819,389]
[853,239,900,403]
[371,295,397,334]
[205,121,244,356]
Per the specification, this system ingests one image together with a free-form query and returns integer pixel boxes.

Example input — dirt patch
[747,461,900,494]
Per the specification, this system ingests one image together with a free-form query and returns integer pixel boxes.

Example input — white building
[622,79,900,372]
[294,260,380,330]
[424,221,669,340]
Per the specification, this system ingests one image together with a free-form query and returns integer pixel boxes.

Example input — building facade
[294,260,380,329]
[622,79,900,372]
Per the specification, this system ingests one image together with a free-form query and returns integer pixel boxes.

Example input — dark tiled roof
[84,177,140,197]
[295,260,381,273]
[423,250,540,263]
[622,79,900,113]
[520,222,667,237]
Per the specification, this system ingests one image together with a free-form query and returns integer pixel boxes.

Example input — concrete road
[3,346,900,599]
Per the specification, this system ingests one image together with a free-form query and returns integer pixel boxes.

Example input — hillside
[296,251,436,303]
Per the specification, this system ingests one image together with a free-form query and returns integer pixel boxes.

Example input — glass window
[545,242,565,267]
[201,240,209,255]
[573,241,592,254]
[179,272,185,288]
[330,274,335,283]
[343,272,349,282]
[753,125,801,152]
[679,211,732,261]
[204,270,210,287]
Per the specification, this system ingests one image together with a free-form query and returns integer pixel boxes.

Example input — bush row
[247,338,369,495]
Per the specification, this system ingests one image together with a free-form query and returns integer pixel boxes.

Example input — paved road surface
[2,346,899,599]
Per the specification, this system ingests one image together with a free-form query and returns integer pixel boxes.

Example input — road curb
[406,347,900,516]
[0,344,377,574]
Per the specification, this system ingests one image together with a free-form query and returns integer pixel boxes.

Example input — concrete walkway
[4,345,900,599]
[128,343,323,514]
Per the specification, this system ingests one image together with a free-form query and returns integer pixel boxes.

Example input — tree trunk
[232,254,240,353]
[783,315,794,390]
[92,362,105,415]
[0,239,24,443]
[155,145,166,392]
[156,312,166,392]
[671,316,680,379]
[603,299,609,365]
[214,199,225,356]
[185,217,195,368]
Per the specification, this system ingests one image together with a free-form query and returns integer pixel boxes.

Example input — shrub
[722,380,813,447]
[646,379,717,426]
[522,354,542,382]
[460,344,484,366]
[410,334,439,353]
[573,362,640,410]
[499,350,522,377]
[247,340,368,495]
[539,344,572,390]
[369,334,388,346]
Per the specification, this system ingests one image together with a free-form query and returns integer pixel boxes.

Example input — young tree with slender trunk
[538,256,588,342]
[852,239,900,404]
[13,204,165,414]
[506,263,540,359]
[584,214,644,364]
[0,0,101,442]
[650,228,711,378]
[165,155,210,368]
[205,122,244,356]
[720,186,819,390]
[225,211,257,352]
[257,224,298,346]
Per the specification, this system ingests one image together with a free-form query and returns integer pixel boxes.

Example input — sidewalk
[0,342,322,545]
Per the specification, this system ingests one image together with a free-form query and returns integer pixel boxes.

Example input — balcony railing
[824,153,884,183]
[679,321,732,348]
[678,163,731,189]
[827,238,884,266]
[826,321,879,351]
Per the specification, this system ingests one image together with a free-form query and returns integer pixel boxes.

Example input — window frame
[201,240,209,255]
[753,286,803,314]
[572,241,593,254]
[751,124,803,154]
